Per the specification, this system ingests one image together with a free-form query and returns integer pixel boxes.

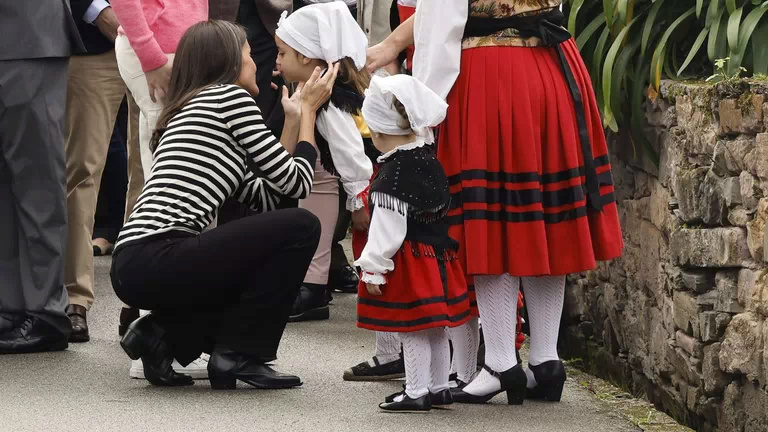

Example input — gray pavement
[0,255,640,432]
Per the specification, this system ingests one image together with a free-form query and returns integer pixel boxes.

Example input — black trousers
[330,183,351,272]
[93,97,128,244]
[111,208,321,365]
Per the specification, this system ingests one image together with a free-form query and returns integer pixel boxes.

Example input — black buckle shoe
[208,351,302,390]
[386,387,453,409]
[329,264,359,294]
[120,313,193,387]
[451,364,527,405]
[379,393,432,413]
[526,360,566,402]
[288,285,330,322]
[343,356,405,381]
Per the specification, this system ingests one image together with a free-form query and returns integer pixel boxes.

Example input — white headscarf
[362,74,448,143]
[275,2,367,70]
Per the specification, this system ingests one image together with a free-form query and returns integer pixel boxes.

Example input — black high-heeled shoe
[120,313,193,387]
[527,360,566,402]
[207,351,303,390]
[451,364,527,405]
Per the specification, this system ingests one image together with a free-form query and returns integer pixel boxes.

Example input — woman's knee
[291,208,321,243]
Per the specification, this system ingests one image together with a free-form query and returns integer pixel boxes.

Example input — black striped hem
[358,310,471,329]
[446,155,611,186]
[359,292,469,310]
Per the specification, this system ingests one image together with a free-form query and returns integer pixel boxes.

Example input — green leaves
[567,0,768,162]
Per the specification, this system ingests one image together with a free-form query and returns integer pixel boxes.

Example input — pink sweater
[112,0,208,72]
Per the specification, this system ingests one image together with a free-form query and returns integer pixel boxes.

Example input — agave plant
[564,0,768,159]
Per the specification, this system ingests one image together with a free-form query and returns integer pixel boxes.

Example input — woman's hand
[145,61,173,103]
[300,63,340,112]
[366,41,400,74]
[351,207,370,232]
[281,83,303,122]
[366,283,382,296]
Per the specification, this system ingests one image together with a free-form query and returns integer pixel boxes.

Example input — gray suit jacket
[209,0,292,35]
[0,0,85,61]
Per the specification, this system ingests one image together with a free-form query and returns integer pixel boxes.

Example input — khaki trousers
[64,51,142,308]
[300,165,340,286]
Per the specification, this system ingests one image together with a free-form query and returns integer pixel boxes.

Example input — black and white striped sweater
[115,84,316,251]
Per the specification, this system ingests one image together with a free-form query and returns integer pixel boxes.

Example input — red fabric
[397,5,416,71]
[357,242,470,333]
[437,41,624,278]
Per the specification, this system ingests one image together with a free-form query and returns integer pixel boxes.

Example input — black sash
[464,8,603,212]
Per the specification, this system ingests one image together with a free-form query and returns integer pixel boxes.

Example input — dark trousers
[0,58,71,335]
[93,98,128,244]
[111,208,320,364]
[330,183,351,272]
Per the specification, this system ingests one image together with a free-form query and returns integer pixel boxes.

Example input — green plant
[706,57,747,82]
[564,0,768,161]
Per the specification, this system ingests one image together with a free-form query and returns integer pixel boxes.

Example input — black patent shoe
[0,316,69,354]
[329,264,359,293]
[288,285,329,322]
[527,360,566,402]
[385,387,453,408]
[452,365,527,405]
[208,351,302,390]
[120,314,193,387]
[118,307,140,336]
[343,356,405,381]
[379,393,432,413]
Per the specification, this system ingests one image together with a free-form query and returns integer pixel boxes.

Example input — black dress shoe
[207,351,302,390]
[452,364,527,405]
[329,264,359,294]
[386,388,453,408]
[526,360,566,402]
[120,313,193,387]
[66,305,89,343]
[0,314,19,336]
[343,356,405,381]
[379,393,432,413]
[288,284,329,322]
[118,307,140,337]
[0,316,69,354]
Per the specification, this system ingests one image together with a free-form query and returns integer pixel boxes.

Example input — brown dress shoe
[66,305,90,343]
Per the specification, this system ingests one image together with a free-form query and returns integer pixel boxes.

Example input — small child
[356,74,470,413]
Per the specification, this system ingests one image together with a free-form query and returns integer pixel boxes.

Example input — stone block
[670,227,751,268]
[728,206,752,227]
[681,269,716,293]
[687,385,703,412]
[649,178,674,231]
[752,273,768,318]
[716,137,756,174]
[720,382,745,432]
[720,99,743,135]
[716,270,744,313]
[674,291,699,336]
[719,312,764,381]
[764,323,768,387]
[564,278,587,322]
[673,167,727,225]
[673,347,702,385]
[746,198,768,261]
[700,312,720,342]
[676,330,703,357]
[740,171,761,211]
[738,268,765,310]
[721,176,742,207]
[720,95,766,135]
[744,133,768,179]
[703,343,729,395]
[697,290,719,308]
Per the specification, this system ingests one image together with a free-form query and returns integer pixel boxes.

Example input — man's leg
[0,58,71,341]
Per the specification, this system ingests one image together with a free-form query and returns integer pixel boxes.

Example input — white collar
[377,139,428,163]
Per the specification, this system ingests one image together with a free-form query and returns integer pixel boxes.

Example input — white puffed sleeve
[316,103,374,211]
[354,192,408,285]
[412,0,468,100]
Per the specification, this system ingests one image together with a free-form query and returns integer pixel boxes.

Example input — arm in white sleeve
[84,0,111,24]
[354,193,408,285]
[316,104,373,211]
[412,0,468,100]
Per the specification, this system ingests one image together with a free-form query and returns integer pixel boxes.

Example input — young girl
[356,74,470,413]
[275,2,374,321]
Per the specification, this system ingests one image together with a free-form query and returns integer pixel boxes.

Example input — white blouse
[316,103,374,211]
[354,141,428,284]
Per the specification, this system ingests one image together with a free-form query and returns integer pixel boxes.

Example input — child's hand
[366,283,382,296]
[351,208,370,232]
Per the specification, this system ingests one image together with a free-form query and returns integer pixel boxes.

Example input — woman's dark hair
[392,96,411,131]
[150,20,248,151]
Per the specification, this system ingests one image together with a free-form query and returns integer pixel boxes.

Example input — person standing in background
[0,1,85,353]
[64,0,141,344]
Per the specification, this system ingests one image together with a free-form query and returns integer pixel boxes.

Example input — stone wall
[561,80,768,431]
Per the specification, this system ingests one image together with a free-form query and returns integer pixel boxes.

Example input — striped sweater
[115,84,317,251]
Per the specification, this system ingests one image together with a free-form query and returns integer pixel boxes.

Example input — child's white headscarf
[275,2,367,70]
[362,74,448,143]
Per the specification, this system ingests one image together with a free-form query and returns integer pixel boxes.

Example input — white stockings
[399,327,450,399]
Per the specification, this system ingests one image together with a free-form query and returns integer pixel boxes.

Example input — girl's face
[275,36,318,83]
[236,41,259,97]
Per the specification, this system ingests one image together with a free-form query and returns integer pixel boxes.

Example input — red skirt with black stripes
[438,41,623,277]
[357,242,471,333]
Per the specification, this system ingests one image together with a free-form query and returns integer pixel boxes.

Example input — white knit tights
[399,328,450,399]
[374,331,401,364]
[448,317,480,383]
[463,274,565,396]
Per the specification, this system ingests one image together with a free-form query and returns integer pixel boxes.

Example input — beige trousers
[64,51,142,308]
[300,164,340,285]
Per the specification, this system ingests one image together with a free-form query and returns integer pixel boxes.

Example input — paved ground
[0,254,640,432]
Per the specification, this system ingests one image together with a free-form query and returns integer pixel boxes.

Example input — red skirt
[438,41,624,277]
[357,242,471,333]
[397,5,416,71]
